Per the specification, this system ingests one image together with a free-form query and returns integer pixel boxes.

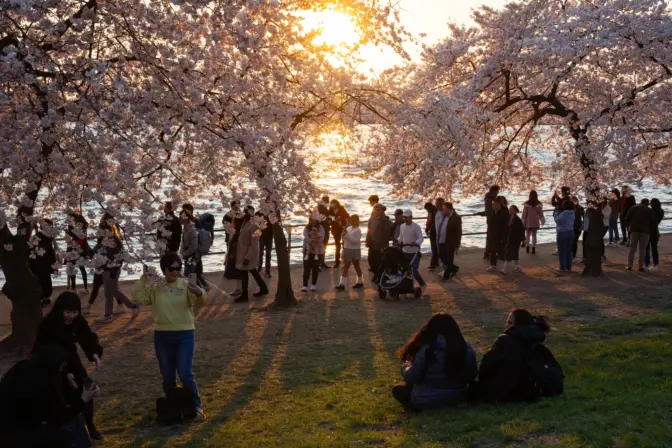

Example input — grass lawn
[2,245,671,447]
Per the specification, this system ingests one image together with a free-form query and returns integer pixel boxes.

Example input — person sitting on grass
[132,252,207,419]
[32,292,104,441]
[392,312,477,411]
[477,309,563,402]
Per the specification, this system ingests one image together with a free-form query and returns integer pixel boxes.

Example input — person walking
[486,197,509,272]
[619,186,636,246]
[302,215,325,292]
[132,252,207,418]
[222,200,242,249]
[571,197,585,263]
[502,205,525,274]
[554,200,576,273]
[625,199,655,272]
[157,201,181,255]
[645,198,664,271]
[437,203,462,281]
[335,215,364,291]
[93,213,140,323]
[329,199,350,269]
[396,210,426,294]
[607,189,621,246]
[521,191,545,255]
[234,211,269,301]
[424,200,440,269]
[366,203,392,275]
[29,219,60,307]
[480,186,500,259]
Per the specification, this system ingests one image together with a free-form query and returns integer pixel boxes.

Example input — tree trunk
[268,223,297,309]
[0,228,43,355]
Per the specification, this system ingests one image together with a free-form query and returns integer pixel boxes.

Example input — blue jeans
[557,230,574,271]
[608,218,619,243]
[405,252,426,287]
[645,241,659,266]
[154,330,203,410]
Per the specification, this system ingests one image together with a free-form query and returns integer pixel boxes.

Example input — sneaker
[310,285,317,292]
[300,286,308,292]
[573,257,583,264]
[554,268,567,273]
[113,305,126,315]
[531,247,536,255]
[500,269,507,275]
[131,306,140,319]
[486,266,497,272]
[95,315,113,324]
[551,250,559,255]
[650,265,659,272]
[352,283,364,290]
[234,295,249,303]
[228,289,243,297]
[335,284,345,291]
[252,289,269,297]
[195,408,207,419]
[526,246,530,254]
[513,266,523,273]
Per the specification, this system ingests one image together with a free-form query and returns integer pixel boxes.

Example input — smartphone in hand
[188,273,197,287]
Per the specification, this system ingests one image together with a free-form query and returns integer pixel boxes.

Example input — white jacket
[343,226,362,250]
[398,222,423,253]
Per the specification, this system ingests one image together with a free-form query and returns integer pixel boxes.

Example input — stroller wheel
[389,292,399,300]
[413,287,422,299]
[378,290,387,300]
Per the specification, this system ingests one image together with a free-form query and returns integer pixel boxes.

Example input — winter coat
[620,194,636,217]
[626,204,656,235]
[236,220,261,271]
[522,203,545,229]
[366,215,392,250]
[608,198,620,220]
[33,316,103,381]
[437,212,462,248]
[331,206,350,237]
[488,208,509,244]
[651,208,665,243]
[401,336,477,410]
[180,224,199,261]
[484,192,496,222]
[553,210,575,233]
[573,205,585,233]
[425,204,438,236]
[507,215,526,248]
[477,323,547,402]
[158,211,182,253]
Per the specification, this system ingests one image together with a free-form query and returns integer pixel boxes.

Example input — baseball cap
[394,208,404,216]
[403,209,413,217]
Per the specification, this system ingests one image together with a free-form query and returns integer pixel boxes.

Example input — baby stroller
[374,246,422,300]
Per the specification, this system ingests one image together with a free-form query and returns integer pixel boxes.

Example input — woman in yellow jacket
[132,252,207,417]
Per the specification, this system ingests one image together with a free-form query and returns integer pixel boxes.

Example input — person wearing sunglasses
[132,252,207,418]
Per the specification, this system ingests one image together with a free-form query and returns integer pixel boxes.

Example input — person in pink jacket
[521,190,545,255]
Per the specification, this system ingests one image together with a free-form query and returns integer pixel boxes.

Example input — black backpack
[156,387,197,425]
[525,343,564,398]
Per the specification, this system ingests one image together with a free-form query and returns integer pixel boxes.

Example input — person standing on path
[329,200,350,270]
[550,187,571,255]
[437,203,462,281]
[257,211,274,278]
[179,210,203,287]
[132,252,207,419]
[424,200,440,269]
[554,201,576,273]
[502,205,525,274]
[368,195,380,220]
[29,219,60,307]
[391,209,404,245]
[235,211,269,302]
[522,191,545,255]
[94,213,140,324]
[620,186,636,246]
[571,197,585,263]
[582,202,605,277]
[301,215,325,292]
[607,189,621,245]
[157,201,182,255]
[625,199,656,272]
[366,203,392,275]
[65,211,92,293]
[317,196,332,269]
[222,200,242,250]
[486,197,509,272]
[645,199,664,271]
[396,210,426,294]
[480,186,500,259]
[336,215,364,291]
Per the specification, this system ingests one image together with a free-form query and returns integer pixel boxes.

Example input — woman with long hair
[392,313,477,411]
[645,198,665,271]
[234,210,269,302]
[522,190,545,254]
[32,292,104,440]
[329,199,350,269]
[335,214,364,290]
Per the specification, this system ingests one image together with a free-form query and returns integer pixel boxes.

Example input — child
[302,215,325,292]
[502,205,525,274]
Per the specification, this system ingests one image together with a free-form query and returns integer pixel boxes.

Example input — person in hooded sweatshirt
[522,190,545,255]
[645,198,665,271]
[619,186,636,245]
[392,313,477,411]
[607,189,621,246]
[486,196,509,272]
[477,309,551,402]
[502,205,525,274]
[32,292,104,440]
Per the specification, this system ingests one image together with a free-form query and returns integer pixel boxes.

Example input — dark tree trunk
[0,227,43,355]
[268,223,297,309]
[581,209,604,277]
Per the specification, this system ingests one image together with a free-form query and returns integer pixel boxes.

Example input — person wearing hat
[366,202,392,274]
[396,209,426,293]
[391,209,405,245]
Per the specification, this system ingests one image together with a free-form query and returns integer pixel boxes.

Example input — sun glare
[304,10,360,48]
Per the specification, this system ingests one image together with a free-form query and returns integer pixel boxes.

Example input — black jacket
[477,324,547,402]
[488,208,509,244]
[651,208,665,242]
[626,204,656,235]
[583,208,604,249]
[507,215,525,247]
[158,211,182,253]
[573,204,585,233]
[438,212,462,248]
[33,317,103,381]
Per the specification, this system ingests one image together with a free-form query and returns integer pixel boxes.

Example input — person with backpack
[32,292,104,441]
[302,214,325,292]
[645,198,664,271]
[392,313,477,411]
[132,252,206,419]
[477,309,563,402]
[501,205,525,274]
[522,190,545,255]
[29,219,61,307]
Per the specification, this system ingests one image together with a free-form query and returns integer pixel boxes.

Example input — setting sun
[303,10,361,48]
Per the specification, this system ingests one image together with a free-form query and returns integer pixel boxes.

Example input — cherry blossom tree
[0,0,409,351]
[363,0,672,200]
